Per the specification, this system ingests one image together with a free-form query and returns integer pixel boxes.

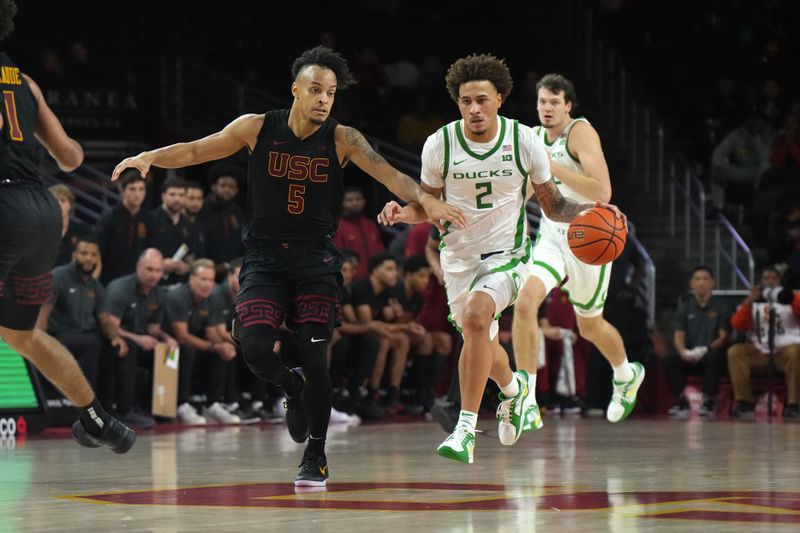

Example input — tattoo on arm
[346,127,387,165]
[534,179,593,223]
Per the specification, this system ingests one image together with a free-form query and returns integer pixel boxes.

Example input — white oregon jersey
[421,115,550,273]
[535,117,593,229]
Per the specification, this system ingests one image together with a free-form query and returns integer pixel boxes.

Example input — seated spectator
[728,266,800,419]
[148,176,203,284]
[98,248,178,428]
[182,180,208,269]
[664,266,730,418]
[37,235,127,388]
[48,184,95,272]
[352,252,415,412]
[330,251,389,420]
[334,187,386,279]
[96,169,149,284]
[538,289,586,415]
[385,254,429,412]
[165,259,239,425]
[710,111,773,213]
[199,163,245,278]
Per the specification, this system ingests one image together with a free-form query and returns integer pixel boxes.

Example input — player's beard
[310,117,325,126]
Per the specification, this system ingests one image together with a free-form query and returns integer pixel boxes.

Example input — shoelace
[496,399,513,423]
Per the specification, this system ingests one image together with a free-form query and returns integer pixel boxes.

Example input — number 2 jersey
[0,52,41,185]
[244,109,344,246]
[420,116,550,273]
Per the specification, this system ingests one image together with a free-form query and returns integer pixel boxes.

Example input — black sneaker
[732,401,755,419]
[667,397,690,418]
[294,452,329,487]
[697,398,716,418]
[284,368,309,443]
[783,404,800,420]
[72,417,137,454]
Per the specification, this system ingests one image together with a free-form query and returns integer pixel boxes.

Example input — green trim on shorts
[447,312,463,333]
[532,260,563,285]
[565,263,608,310]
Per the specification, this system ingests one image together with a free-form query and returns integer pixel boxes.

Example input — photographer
[727,266,800,419]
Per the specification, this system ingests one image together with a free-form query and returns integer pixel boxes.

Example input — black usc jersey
[0,52,41,185]
[244,109,344,245]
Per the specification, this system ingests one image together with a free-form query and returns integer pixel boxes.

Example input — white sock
[500,375,519,398]
[456,410,478,433]
[612,359,634,383]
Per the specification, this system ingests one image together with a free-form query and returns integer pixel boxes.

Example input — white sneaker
[203,402,242,424]
[607,362,646,423]
[177,403,207,425]
[330,407,350,424]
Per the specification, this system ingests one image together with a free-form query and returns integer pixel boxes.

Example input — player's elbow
[56,142,84,172]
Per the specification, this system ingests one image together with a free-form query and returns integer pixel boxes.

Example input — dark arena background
[1,1,800,531]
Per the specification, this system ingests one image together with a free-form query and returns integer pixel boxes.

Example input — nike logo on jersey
[453,158,467,165]
[311,337,327,343]
[272,140,288,145]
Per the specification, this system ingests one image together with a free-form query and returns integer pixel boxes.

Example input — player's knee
[238,325,283,383]
[461,306,492,333]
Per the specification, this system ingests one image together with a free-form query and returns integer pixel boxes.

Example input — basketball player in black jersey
[0,1,135,452]
[112,46,464,486]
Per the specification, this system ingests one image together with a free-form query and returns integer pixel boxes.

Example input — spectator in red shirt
[334,187,385,278]
[727,267,800,419]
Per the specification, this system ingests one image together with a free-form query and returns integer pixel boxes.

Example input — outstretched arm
[111,114,263,181]
[336,125,465,229]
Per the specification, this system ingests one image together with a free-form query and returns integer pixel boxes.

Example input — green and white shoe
[607,362,645,423]
[437,425,476,464]
[522,404,543,433]
[497,370,534,445]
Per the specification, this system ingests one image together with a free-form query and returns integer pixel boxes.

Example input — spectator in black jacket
[199,163,244,278]
[95,169,149,284]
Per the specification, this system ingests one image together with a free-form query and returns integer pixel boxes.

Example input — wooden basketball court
[3,417,799,531]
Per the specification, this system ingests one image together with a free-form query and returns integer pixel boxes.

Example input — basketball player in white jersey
[379,56,623,464]
[512,73,644,426]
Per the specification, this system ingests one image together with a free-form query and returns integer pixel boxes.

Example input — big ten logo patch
[268,152,329,183]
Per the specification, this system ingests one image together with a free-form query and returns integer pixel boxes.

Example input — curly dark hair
[0,0,17,43]
[445,54,513,103]
[291,46,356,89]
[536,73,579,108]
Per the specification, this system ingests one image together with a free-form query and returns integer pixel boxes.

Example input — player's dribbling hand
[595,201,628,231]
[111,153,152,182]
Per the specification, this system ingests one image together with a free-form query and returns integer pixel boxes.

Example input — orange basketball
[567,206,627,266]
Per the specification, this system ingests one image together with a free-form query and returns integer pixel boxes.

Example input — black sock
[306,435,326,458]
[77,398,111,437]
[281,368,303,398]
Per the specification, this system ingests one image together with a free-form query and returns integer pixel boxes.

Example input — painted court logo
[65,485,800,523]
